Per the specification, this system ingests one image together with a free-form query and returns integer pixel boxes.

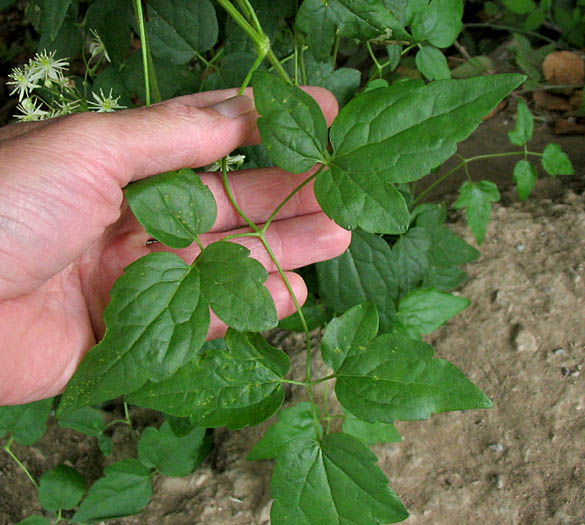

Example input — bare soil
[1,115,584,524]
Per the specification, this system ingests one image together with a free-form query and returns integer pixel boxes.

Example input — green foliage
[71,459,152,523]
[1,0,575,522]
[125,168,217,248]
[0,398,52,445]
[271,433,408,524]
[138,422,212,477]
[336,333,493,422]
[39,465,85,512]
[454,180,501,244]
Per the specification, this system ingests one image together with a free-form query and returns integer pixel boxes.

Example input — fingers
[206,272,307,340]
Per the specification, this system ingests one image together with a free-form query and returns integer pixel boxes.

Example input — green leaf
[451,56,494,79]
[36,0,73,40]
[253,71,328,173]
[0,0,18,9]
[315,164,410,234]
[197,241,277,332]
[503,0,536,14]
[423,265,468,292]
[415,46,451,80]
[0,398,52,445]
[128,330,289,429]
[58,253,209,414]
[321,302,379,372]
[390,227,432,296]
[146,0,218,64]
[71,459,152,523]
[319,74,523,232]
[317,229,399,332]
[17,517,52,525]
[454,180,500,244]
[35,2,82,60]
[411,0,463,48]
[336,333,492,422]
[342,410,402,445]
[85,0,132,64]
[98,434,114,456]
[248,402,321,460]
[126,169,216,248]
[39,465,85,511]
[271,433,408,524]
[541,143,574,176]
[303,52,361,106]
[508,99,534,146]
[123,51,200,101]
[395,288,470,338]
[423,225,481,269]
[296,0,408,61]
[138,422,212,477]
[204,51,266,90]
[513,159,538,200]
[57,406,106,437]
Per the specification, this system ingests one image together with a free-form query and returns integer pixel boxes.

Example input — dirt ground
[1,114,584,524]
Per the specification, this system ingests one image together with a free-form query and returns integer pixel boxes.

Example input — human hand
[0,88,350,405]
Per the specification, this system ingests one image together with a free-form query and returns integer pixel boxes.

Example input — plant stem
[239,52,266,95]
[3,437,38,488]
[464,23,557,44]
[261,166,325,233]
[134,0,151,106]
[413,151,541,204]
[366,41,384,78]
[222,161,260,233]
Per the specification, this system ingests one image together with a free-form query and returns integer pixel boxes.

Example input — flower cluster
[7,38,124,123]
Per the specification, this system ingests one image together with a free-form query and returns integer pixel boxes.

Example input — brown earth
[1,114,584,524]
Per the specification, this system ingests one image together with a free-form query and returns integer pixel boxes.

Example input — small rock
[552,348,565,356]
[515,243,526,252]
[488,442,504,452]
[512,325,538,353]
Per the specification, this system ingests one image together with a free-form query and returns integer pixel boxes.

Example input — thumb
[101,94,257,186]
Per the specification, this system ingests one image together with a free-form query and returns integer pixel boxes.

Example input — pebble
[512,325,538,353]
[488,442,504,452]
[552,348,565,355]
[515,243,526,252]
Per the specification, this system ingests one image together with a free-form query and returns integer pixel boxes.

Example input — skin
[0,87,351,406]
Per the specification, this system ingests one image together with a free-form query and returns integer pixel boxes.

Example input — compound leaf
[513,159,538,200]
[128,330,289,429]
[411,0,463,48]
[336,333,492,422]
[248,402,321,461]
[454,180,500,244]
[58,253,209,414]
[508,99,534,146]
[317,229,399,332]
[321,302,379,372]
[197,241,277,332]
[270,433,408,524]
[146,0,218,64]
[0,398,52,446]
[138,422,212,477]
[254,71,328,173]
[541,143,574,176]
[415,45,451,80]
[394,288,470,338]
[342,410,402,445]
[71,459,152,523]
[125,169,217,248]
[39,465,85,512]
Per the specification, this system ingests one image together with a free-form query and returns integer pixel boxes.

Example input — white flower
[205,154,246,172]
[88,89,125,112]
[87,29,111,63]
[6,66,40,101]
[28,50,70,82]
[52,98,81,116]
[14,97,50,121]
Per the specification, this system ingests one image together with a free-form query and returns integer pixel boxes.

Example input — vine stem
[221,161,322,437]
[133,0,151,106]
[3,437,38,488]
[413,151,542,204]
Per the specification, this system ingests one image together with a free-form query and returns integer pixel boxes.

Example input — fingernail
[212,95,254,118]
